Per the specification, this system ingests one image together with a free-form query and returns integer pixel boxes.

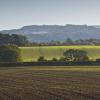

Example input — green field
[0,66,100,100]
[20,46,100,62]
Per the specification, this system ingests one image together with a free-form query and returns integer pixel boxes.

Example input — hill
[1,24,100,42]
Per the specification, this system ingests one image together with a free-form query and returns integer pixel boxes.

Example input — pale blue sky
[0,0,100,30]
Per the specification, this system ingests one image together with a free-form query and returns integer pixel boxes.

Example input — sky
[0,0,100,30]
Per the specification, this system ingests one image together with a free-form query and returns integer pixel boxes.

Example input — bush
[51,58,58,62]
[37,56,47,62]
[96,58,100,62]
[0,44,21,62]
[59,57,66,62]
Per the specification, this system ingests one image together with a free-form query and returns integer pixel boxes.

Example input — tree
[65,38,73,45]
[11,34,29,46]
[0,33,29,46]
[0,44,21,62]
[63,49,89,61]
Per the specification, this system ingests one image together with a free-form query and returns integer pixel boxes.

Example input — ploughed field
[0,66,100,100]
[20,46,100,62]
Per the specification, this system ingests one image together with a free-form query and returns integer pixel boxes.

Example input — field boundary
[0,61,100,67]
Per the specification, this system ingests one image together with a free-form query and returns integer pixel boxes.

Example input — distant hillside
[1,24,100,42]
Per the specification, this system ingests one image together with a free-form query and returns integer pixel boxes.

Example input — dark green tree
[0,33,29,46]
[11,34,29,46]
[0,44,21,62]
[63,49,89,61]
[65,38,73,45]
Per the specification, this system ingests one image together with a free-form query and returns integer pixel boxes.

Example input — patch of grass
[20,46,100,62]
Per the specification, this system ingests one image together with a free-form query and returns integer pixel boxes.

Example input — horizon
[1,24,100,31]
[0,0,100,30]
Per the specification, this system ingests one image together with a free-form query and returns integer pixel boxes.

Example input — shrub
[59,57,66,62]
[51,58,58,62]
[37,56,47,62]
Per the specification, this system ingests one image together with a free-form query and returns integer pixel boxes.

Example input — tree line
[0,33,29,46]
[37,38,100,46]
[0,33,100,46]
